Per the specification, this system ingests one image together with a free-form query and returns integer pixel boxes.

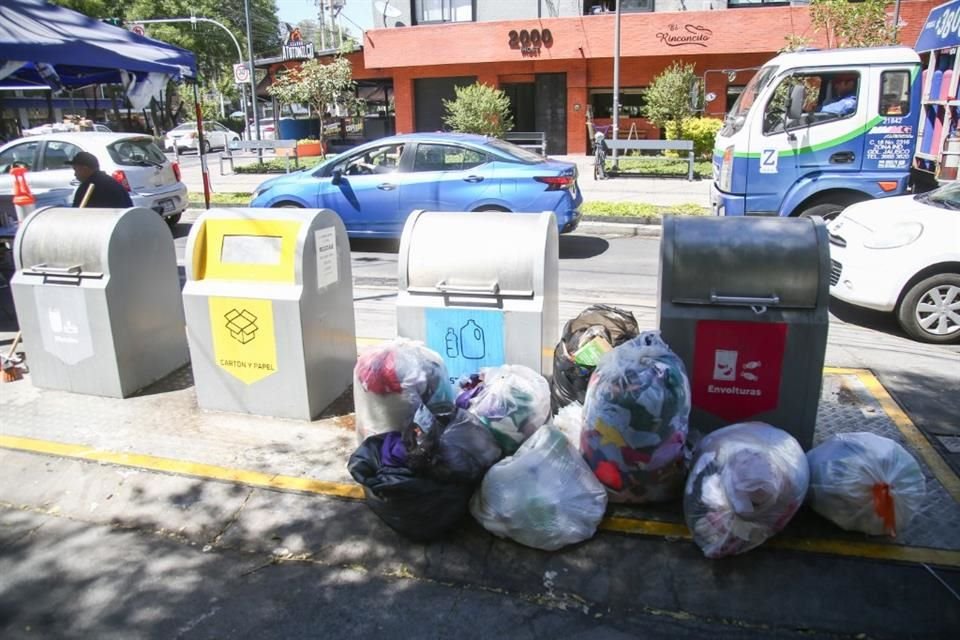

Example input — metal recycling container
[10,206,188,397]
[182,208,356,420]
[396,210,559,381]
[657,215,829,449]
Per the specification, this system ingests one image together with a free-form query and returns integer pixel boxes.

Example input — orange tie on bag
[872,482,897,537]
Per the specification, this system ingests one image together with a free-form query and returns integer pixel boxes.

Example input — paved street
[1,163,959,639]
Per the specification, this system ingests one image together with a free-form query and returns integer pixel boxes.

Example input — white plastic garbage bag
[580,331,691,503]
[552,401,584,448]
[684,422,809,558]
[470,426,609,551]
[461,364,551,454]
[807,432,926,537]
[353,338,454,443]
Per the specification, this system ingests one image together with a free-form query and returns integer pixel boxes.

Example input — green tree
[810,0,899,48]
[442,83,513,137]
[641,62,698,140]
[267,53,362,155]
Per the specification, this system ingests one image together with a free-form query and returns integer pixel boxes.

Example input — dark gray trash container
[657,215,829,449]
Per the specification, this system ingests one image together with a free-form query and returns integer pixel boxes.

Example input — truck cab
[712,47,921,219]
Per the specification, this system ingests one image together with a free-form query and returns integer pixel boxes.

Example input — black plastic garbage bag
[348,432,474,541]
[551,304,640,411]
[405,406,503,484]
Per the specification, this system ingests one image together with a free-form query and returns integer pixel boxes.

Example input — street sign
[130,23,145,36]
[233,63,251,85]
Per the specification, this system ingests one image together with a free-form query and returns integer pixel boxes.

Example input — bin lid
[15,207,137,275]
[664,216,826,309]
[400,211,554,297]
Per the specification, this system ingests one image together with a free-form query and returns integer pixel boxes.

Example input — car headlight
[863,222,923,249]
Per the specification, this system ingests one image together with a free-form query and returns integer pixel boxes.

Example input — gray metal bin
[182,208,356,420]
[657,215,829,449]
[396,210,559,380]
[10,206,188,397]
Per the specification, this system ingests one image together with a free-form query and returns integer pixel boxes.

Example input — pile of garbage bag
[551,305,639,412]
[348,404,503,541]
[457,364,551,455]
[353,338,454,443]
[471,425,608,551]
[684,422,809,558]
[580,331,691,503]
[806,432,926,537]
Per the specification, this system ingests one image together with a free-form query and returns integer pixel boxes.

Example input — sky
[274,0,374,35]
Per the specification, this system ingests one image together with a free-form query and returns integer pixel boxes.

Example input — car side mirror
[787,84,805,121]
[331,168,343,185]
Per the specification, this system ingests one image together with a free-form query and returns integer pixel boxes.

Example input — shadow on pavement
[559,235,609,259]
[828,297,905,340]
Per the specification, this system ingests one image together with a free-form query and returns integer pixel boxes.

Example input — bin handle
[709,293,780,307]
[28,263,82,275]
[435,280,500,295]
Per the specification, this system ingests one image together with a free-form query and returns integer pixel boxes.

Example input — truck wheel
[896,273,960,344]
[799,202,845,221]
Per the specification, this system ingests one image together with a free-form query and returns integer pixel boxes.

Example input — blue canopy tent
[0,0,196,93]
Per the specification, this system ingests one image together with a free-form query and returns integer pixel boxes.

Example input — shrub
[443,83,513,136]
[298,138,321,145]
[664,117,723,159]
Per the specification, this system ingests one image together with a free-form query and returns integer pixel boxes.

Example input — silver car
[0,132,188,224]
[165,122,240,153]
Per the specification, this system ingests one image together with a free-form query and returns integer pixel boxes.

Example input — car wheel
[896,273,960,344]
[165,213,182,227]
[273,202,303,209]
[201,140,211,154]
[798,202,846,221]
[474,205,510,212]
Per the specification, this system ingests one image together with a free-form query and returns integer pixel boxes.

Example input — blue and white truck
[711,0,960,218]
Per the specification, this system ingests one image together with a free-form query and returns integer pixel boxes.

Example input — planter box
[297,142,324,157]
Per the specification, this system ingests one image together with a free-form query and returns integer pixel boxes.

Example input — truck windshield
[722,65,779,135]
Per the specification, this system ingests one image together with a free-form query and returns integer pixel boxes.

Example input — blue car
[249,132,582,238]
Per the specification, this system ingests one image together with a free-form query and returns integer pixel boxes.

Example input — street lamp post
[612,0,622,170]
[136,16,253,136]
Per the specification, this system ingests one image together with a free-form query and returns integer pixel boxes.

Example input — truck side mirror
[787,84,805,121]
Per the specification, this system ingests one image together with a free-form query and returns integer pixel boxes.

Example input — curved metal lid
[401,211,553,297]
[16,207,132,275]
[664,216,826,308]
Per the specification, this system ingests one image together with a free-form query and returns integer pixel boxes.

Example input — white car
[0,132,188,224]
[165,122,240,153]
[828,184,960,344]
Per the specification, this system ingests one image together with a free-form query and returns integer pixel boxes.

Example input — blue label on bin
[425,308,505,384]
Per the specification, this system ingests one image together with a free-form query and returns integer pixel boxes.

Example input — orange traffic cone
[11,166,36,221]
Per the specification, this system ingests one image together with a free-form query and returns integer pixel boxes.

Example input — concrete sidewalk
[179,152,713,208]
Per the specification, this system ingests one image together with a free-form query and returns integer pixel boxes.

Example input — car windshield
[107,137,167,166]
[484,138,544,163]
[918,182,960,209]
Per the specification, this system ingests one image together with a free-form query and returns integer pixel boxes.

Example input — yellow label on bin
[209,296,278,384]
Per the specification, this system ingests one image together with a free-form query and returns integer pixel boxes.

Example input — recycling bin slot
[10,207,188,398]
[182,208,356,420]
[657,215,829,449]
[397,209,559,382]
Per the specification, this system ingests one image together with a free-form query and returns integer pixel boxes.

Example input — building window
[585,1,653,14]
[726,85,746,113]
[415,0,474,24]
[727,0,790,8]
[589,88,648,118]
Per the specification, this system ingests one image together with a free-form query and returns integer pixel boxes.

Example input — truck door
[743,75,800,215]
[790,68,867,176]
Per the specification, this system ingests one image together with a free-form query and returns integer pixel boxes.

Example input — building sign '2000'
[508,28,553,57]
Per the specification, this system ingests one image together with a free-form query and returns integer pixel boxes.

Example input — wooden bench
[219,140,299,175]
[503,131,547,155]
[604,139,696,181]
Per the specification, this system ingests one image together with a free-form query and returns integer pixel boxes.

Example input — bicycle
[593,130,607,180]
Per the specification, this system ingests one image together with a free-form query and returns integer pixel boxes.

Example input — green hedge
[664,117,723,159]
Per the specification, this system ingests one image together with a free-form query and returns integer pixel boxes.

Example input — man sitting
[820,74,858,117]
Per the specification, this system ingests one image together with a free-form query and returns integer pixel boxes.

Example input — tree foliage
[641,62,698,139]
[267,54,362,149]
[809,0,899,48]
[442,83,513,137]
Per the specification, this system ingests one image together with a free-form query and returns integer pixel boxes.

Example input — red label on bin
[691,320,787,422]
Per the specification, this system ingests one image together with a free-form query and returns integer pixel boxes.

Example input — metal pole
[612,0,622,170]
[893,0,902,40]
[244,0,262,144]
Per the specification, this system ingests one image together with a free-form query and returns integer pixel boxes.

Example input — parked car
[249,132,583,238]
[164,122,240,153]
[0,132,188,224]
[827,183,960,344]
[22,121,112,135]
